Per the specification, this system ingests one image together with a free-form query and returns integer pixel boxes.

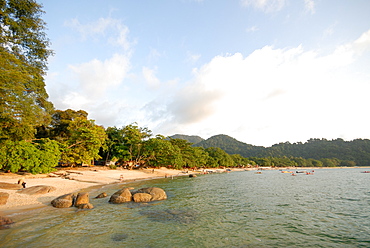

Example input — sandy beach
[0,167,187,214]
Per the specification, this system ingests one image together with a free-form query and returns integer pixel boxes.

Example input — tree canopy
[0,0,54,142]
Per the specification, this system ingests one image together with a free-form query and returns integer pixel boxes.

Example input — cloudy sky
[40,0,370,147]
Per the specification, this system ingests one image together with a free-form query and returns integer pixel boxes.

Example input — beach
[0,167,186,214]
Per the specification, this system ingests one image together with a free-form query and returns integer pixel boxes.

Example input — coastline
[0,166,367,217]
[0,167,188,216]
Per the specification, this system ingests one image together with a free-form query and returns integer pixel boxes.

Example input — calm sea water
[1,168,370,248]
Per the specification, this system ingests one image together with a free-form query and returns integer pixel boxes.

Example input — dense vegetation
[1,1,368,174]
[190,134,369,166]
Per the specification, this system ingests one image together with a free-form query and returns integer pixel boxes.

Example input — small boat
[361,171,370,173]
[281,171,293,173]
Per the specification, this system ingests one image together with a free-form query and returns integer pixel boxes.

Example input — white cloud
[151,29,370,146]
[68,54,131,97]
[241,0,286,12]
[142,66,160,88]
[246,26,259,32]
[186,51,201,63]
[304,0,315,14]
[65,17,131,51]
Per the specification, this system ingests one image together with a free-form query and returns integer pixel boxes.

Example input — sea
[1,168,369,248]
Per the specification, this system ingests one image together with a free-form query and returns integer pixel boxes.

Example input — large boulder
[0,182,22,190]
[0,192,9,205]
[132,193,152,203]
[74,192,89,207]
[51,193,76,208]
[18,185,56,195]
[135,187,167,201]
[109,187,133,204]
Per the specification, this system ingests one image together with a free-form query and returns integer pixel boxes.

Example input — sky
[39,0,370,147]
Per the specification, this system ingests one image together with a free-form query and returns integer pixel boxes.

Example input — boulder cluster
[50,187,167,209]
[109,187,167,204]
[51,192,93,209]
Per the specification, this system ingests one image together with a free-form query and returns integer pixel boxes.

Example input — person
[22,182,26,188]
[119,174,124,182]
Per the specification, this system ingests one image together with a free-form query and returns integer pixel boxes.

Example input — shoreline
[0,167,190,216]
[0,166,367,217]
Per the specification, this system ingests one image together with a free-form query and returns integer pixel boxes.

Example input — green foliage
[169,134,204,144]
[60,117,107,165]
[145,135,184,169]
[0,139,60,174]
[0,0,54,142]
[205,147,235,168]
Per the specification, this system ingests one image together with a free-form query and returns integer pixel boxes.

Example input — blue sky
[40,0,370,147]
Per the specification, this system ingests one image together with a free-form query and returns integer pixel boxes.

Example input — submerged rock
[76,203,94,209]
[111,233,129,241]
[95,192,108,198]
[0,216,14,229]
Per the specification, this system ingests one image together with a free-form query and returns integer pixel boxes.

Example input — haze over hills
[169,134,370,166]
[169,134,204,145]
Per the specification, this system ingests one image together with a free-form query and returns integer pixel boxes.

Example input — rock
[0,192,9,205]
[74,192,89,207]
[132,193,152,202]
[18,185,56,195]
[76,203,94,209]
[0,182,22,190]
[51,193,76,208]
[109,187,134,204]
[95,192,108,198]
[136,187,167,201]
[189,174,197,178]
[0,216,13,228]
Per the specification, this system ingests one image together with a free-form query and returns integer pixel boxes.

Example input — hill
[171,134,370,166]
[169,134,204,144]
[193,134,266,157]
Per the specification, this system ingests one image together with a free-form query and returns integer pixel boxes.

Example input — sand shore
[0,167,188,214]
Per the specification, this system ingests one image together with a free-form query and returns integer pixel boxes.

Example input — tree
[0,138,61,174]
[121,123,152,165]
[48,109,88,141]
[60,117,107,166]
[104,126,129,163]
[205,147,235,168]
[145,135,184,169]
[0,0,54,142]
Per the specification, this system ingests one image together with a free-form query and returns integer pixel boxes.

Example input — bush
[0,139,61,174]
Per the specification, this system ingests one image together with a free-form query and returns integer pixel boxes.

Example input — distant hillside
[171,134,370,166]
[194,134,265,157]
[169,134,204,144]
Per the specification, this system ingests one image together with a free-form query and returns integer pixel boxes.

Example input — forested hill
[266,138,370,166]
[171,134,370,166]
[169,134,204,144]
[189,134,265,157]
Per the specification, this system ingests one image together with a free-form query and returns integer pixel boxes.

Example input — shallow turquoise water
[1,168,370,247]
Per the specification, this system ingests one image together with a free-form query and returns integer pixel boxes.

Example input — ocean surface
[1,168,370,248]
